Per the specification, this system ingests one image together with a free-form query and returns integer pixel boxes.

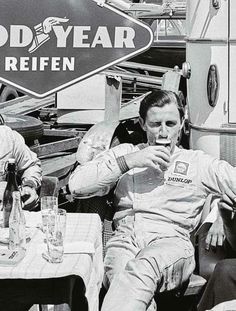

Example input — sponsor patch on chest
[164,160,193,186]
[174,161,189,175]
[167,176,192,185]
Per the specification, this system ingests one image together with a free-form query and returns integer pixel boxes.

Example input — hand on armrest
[205,213,225,251]
[217,184,236,252]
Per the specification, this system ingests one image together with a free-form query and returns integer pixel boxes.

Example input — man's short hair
[139,90,185,121]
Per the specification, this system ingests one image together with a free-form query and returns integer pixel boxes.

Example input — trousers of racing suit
[102,215,195,311]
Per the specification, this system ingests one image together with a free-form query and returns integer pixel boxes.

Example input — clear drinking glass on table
[45,208,67,263]
[40,196,58,233]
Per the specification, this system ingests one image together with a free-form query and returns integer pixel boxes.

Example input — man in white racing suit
[69,90,236,311]
[0,123,42,209]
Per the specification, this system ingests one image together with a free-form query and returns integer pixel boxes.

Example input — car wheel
[0,86,19,102]
[110,123,131,147]
[2,114,44,143]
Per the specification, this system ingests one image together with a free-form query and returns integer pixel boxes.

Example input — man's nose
[159,124,168,137]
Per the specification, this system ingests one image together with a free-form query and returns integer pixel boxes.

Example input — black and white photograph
[0,1,235,311]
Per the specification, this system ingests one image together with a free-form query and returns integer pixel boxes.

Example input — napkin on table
[37,241,95,254]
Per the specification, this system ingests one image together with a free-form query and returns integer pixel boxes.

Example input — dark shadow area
[0,275,88,311]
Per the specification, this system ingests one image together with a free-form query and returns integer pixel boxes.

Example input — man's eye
[166,121,177,127]
[150,123,161,127]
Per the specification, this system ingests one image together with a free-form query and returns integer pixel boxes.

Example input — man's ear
[139,117,146,131]
[180,117,185,132]
[177,117,185,140]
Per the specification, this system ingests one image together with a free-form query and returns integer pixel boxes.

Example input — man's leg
[198,259,236,311]
[102,237,195,311]
[103,231,139,287]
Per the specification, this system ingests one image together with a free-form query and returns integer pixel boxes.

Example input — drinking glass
[57,208,67,238]
[46,209,66,263]
[40,196,58,233]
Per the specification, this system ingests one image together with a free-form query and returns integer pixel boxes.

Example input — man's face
[140,102,182,153]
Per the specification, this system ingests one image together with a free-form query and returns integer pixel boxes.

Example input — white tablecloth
[0,212,103,311]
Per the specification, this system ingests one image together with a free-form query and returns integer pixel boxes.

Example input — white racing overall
[69,143,236,311]
[0,125,41,188]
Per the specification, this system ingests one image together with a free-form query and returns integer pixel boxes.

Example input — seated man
[69,90,236,311]
[198,188,236,311]
[0,122,42,210]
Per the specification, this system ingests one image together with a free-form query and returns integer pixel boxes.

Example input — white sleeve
[69,143,138,198]
[198,151,236,196]
[12,130,42,188]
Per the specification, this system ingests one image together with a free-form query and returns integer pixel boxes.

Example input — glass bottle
[3,158,19,228]
[9,191,26,251]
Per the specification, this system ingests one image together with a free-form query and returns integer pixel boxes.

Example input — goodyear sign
[0,0,153,98]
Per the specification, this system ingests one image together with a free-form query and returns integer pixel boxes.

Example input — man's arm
[12,129,42,189]
[69,143,170,198]
[11,129,42,207]
[196,152,236,249]
[69,143,138,198]
[217,184,236,252]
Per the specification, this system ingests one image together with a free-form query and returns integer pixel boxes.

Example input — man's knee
[125,257,161,286]
[104,256,117,287]
[104,251,133,287]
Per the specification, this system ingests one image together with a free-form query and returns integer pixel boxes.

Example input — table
[0,213,103,311]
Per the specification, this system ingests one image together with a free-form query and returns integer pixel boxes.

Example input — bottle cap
[8,158,15,164]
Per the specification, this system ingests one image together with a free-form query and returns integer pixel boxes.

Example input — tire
[110,123,131,148]
[0,86,19,102]
[111,122,146,147]
[2,114,44,142]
